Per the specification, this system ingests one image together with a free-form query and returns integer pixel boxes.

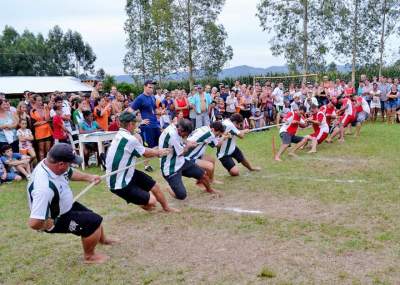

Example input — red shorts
[340,114,355,127]
[310,130,328,144]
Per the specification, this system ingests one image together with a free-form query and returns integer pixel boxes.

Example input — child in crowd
[1,144,31,180]
[0,158,22,183]
[17,119,36,163]
[250,108,265,129]
[52,106,69,143]
[159,108,171,130]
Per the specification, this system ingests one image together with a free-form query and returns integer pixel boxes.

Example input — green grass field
[1,123,399,284]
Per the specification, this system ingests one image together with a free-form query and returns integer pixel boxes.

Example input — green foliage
[258,267,276,278]
[102,75,117,92]
[0,25,96,76]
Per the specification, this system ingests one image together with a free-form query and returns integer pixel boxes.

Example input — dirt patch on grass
[186,192,349,224]
[109,209,400,284]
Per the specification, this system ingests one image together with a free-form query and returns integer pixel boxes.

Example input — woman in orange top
[30,95,52,161]
[94,97,111,131]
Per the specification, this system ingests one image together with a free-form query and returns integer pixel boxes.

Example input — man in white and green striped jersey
[185,121,226,183]
[106,112,179,213]
[218,113,261,176]
[159,119,219,200]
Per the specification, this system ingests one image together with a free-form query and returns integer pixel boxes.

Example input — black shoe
[145,165,154,172]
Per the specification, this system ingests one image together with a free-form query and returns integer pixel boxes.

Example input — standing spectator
[91,81,103,110]
[187,91,197,127]
[30,95,52,161]
[239,89,253,121]
[225,90,239,118]
[0,99,19,153]
[52,106,69,143]
[16,102,32,130]
[378,77,389,121]
[174,90,189,119]
[94,97,112,131]
[71,98,85,129]
[131,80,160,172]
[362,80,372,106]
[386,84,398,124]
[17,119,36,163]
[111,93,124,115]
[370,82,381,122]
[219,85,229,102]
[272,82,285,124]
[193,85,212,128]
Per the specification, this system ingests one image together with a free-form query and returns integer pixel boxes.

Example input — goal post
[253,73,319,87]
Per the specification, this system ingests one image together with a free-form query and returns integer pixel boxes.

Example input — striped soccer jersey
[106,128,145,190]
[159,124,185,176]
[185,126,218,160]
[217,119,240,159]
[27,161,74,220]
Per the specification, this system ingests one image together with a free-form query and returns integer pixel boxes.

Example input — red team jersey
[280,111,302,135]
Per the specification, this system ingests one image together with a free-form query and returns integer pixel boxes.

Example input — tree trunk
[302,0,308,84]
[139,4,146,83]
[156,25,163,87]
[351,0,359,83]
[187,0,194,90]
[379,0,387,78]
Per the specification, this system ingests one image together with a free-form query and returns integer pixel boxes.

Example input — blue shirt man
[130,80,161,150]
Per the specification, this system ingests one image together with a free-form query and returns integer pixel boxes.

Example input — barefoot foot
[84,253,109,264]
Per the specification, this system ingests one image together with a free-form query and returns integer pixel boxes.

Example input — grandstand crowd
[0,74,399,184]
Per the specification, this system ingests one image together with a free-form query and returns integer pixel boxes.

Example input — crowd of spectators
[0,75,399,185]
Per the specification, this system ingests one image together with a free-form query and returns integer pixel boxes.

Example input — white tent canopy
[0,76,94,95]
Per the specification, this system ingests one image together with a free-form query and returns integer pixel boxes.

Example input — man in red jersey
[274,105,307,161]
[327,95,356,143]
[289,104,329,155]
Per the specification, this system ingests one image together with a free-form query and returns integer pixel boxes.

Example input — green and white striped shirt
[159,124,185,176]
[217,119,240,159]
[185,126,218,160]
[27,160,74,220]
[106,128,145,190]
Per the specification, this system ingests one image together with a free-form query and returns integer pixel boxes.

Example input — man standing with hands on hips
[130,80,160,172]
[27,143,117,264]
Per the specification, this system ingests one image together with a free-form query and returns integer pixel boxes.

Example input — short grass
[1,122,399,284]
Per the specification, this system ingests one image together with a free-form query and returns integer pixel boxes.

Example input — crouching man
[27,143,116,264]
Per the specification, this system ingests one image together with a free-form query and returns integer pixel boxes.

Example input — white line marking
[239,173,366,184]
[208,206,264,215]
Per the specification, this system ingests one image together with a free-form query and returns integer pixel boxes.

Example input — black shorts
[240,110,251,119]
[47,202,102,238]
[280,132,303,145]
[164,160,205,200]
[219,147,245,171]
[111,170,156,205]
[140,127,161,148]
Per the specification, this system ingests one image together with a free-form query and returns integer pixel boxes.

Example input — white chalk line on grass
[208,206,264,215]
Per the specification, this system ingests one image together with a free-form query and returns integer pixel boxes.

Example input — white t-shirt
[272,87,284,106]
[27,161,74,220]
[106,128,146,190]
[217,119,240,159]
[159,124,185,176]
[225,96,238,113]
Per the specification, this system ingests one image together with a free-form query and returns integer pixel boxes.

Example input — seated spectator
[17,119,36,164]
[1,144,31,179]
[79,110,102,166]
[0,157,22,183]
[52,106,69,143]
[16,101,32,130]
[249,108,265,129]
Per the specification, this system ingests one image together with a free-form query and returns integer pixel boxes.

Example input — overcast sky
[0,0,286,75]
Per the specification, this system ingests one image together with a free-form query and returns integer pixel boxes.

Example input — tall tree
[376,0,400,77]
[148,0,177,87]
[124,0,152,82]
[257,0,333,80]
[173,0,233,88]
[331,0,381,82]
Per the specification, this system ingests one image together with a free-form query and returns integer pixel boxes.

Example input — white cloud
[1,0,284,75]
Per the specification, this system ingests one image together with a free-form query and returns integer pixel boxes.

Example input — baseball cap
[48,143,83,165]
[144,80,156,86]
[119,111,139,123]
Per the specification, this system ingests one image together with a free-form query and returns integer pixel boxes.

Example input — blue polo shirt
[131,93,159,128]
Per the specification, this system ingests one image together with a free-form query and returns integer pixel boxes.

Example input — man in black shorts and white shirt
[218,113,261,176]
[27,143,116,264]
[159,119,219,200]
[106,112,178,213]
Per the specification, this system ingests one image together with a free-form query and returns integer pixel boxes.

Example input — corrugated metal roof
[0,76,94,94]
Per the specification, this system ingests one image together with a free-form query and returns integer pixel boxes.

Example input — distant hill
[115,64,351,83]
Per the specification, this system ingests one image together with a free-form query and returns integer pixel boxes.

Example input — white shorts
[370,101,380,109]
